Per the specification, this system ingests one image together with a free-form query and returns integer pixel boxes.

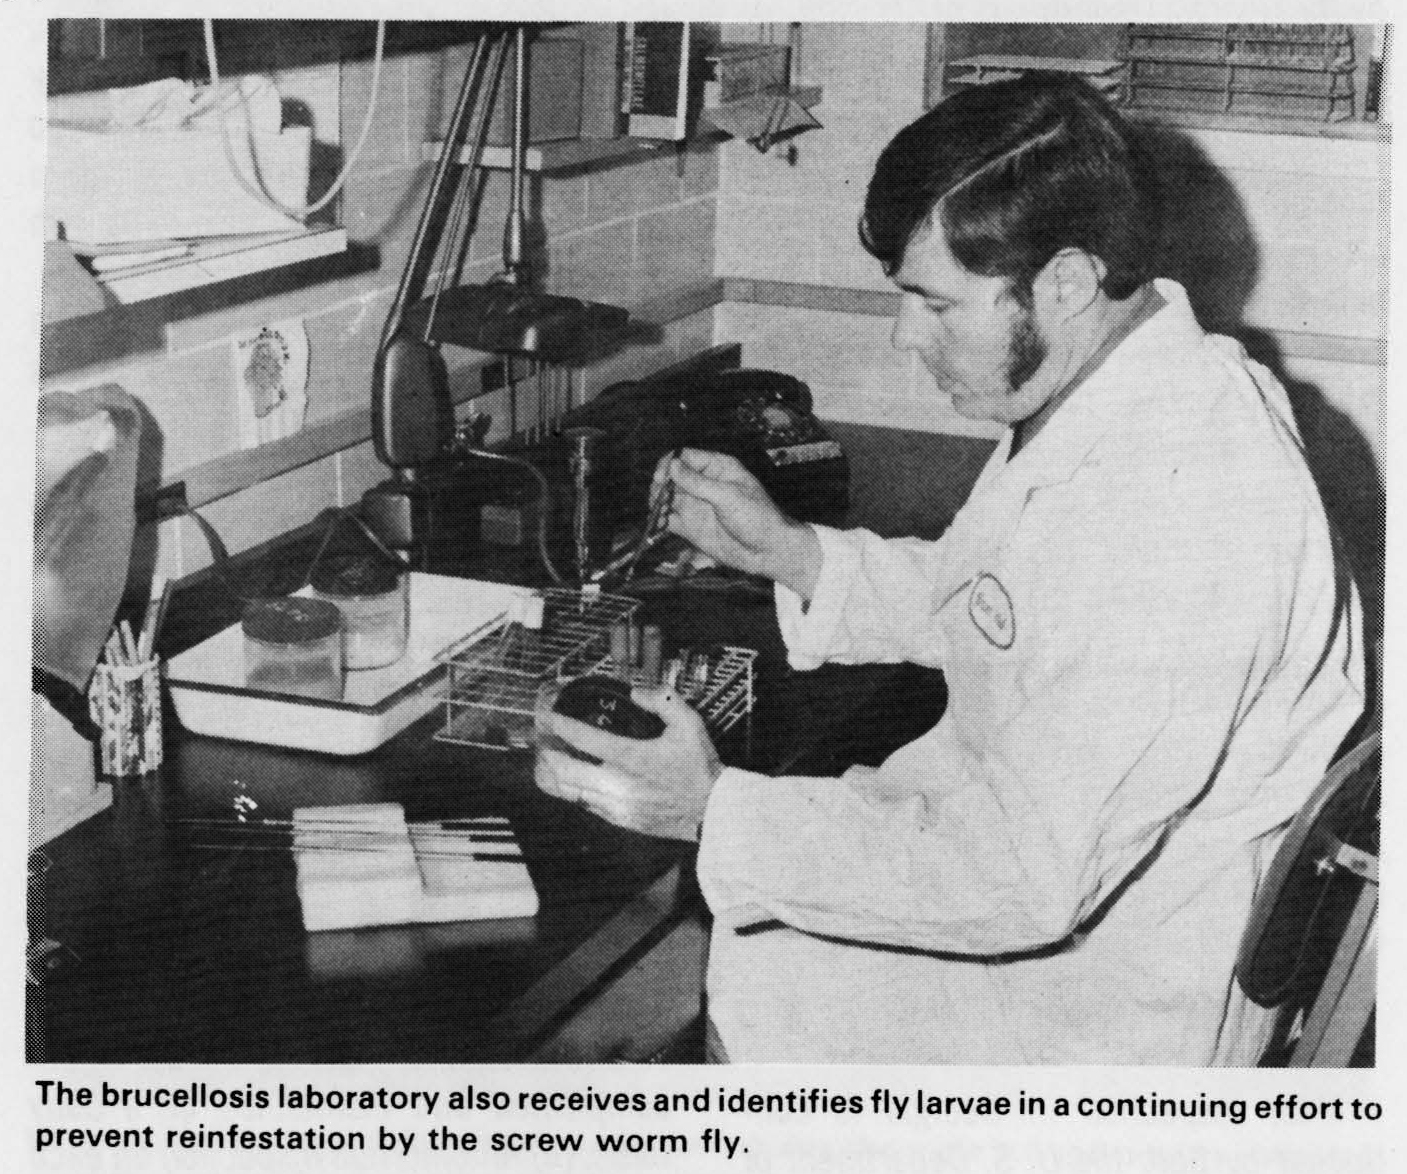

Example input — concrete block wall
[40,31,719,587]
[711,25,1002,439]
[714,24,928,295]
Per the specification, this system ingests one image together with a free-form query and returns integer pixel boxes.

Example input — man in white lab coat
[536,76,1365,1064]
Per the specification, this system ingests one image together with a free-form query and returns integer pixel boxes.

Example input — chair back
[1236,728,1379,1023]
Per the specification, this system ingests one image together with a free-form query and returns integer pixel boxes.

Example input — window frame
[924,23,1386,138]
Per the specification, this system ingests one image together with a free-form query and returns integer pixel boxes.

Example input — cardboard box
[47,123,311,244]
[486,35,584,145]
[705,43,790,107]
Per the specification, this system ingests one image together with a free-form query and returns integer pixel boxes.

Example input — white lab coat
[698,281,1364,1065]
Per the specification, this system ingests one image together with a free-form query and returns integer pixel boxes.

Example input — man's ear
[1033,249,1105,322]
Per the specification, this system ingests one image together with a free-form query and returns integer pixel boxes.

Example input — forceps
[589,449,680,585]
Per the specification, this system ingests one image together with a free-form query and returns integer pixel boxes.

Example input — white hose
[206,18,387,220]
[202,19,220,88]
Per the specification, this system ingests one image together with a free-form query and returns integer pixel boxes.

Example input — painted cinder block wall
[41,33,720,585]
[713,25,949,430]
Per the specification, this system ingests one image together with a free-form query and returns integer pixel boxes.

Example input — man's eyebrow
[896,281,952,301]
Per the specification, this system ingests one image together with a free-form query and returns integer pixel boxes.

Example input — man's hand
[657,449,823,601]
[534,687,723,842]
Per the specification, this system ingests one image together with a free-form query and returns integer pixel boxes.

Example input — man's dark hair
[860,74,1160,300]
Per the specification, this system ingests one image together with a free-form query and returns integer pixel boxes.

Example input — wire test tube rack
[434,588,756,750]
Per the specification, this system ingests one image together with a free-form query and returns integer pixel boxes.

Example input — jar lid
[310,553,402,598]
[242,596,343,645]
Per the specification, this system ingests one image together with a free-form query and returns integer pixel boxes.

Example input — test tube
[689,650,712,694]
[641,625,663,687]
[564,426,604,583]
[610,620,631,670]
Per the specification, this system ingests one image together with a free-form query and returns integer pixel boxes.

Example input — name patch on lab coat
[969,574,1015,649]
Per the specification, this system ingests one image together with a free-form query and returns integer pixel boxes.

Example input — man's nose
[892,294,925,352]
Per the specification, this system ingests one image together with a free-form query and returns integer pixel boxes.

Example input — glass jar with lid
[243,596,345,701]
[310,553,409,671]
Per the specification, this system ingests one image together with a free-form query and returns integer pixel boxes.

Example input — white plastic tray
[167,574,528,756]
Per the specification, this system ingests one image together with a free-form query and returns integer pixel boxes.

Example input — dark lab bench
[30,712,708,1064]
[28,585,946,1065]
[27,424,981,1065]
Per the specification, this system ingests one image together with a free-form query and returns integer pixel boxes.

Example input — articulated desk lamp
[363,25,629,573]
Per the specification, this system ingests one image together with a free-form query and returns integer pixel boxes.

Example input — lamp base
[362,476,432,568]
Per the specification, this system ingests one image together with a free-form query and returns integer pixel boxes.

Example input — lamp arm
[379,28,509,348]
[371,28,510,473]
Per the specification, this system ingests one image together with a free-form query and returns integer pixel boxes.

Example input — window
[927,24,1385,132]
[1123,25,1367,123]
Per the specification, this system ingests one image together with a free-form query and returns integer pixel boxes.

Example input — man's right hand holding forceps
[652,449,824,604]
[534,448,823,838]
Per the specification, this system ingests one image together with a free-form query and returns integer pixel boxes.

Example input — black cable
[455,446,565,585]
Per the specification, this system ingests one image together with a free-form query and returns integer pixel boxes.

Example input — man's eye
[925,301,951,315]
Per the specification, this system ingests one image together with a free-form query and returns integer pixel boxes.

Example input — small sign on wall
[231,319,310,449]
